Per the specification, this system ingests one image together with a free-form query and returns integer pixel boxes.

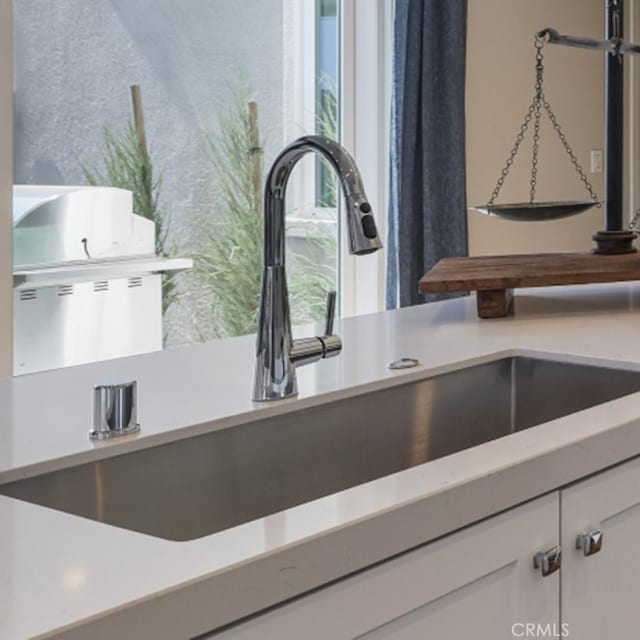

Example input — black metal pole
[606,0,624,231]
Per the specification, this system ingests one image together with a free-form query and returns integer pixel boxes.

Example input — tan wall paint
[0,0,12,378]
[467,0,619,255]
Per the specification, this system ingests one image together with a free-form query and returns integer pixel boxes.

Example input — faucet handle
[322,290,342,360]
[291,291,341,367]
[324,290,337,335]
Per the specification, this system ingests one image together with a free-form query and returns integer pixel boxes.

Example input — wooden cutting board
[419,252,640,318]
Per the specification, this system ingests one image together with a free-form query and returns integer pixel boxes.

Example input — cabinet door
[210,493,559,640]
[562,456,640,639]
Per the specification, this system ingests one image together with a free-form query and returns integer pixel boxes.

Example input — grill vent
[57,284,74,297]
[128,276,143,288]
[19,289,37,301]
[93,281,109,293]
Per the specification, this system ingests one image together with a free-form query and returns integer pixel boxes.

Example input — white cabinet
[211,493,560,640]
[204,457,640,639]
[561,456,640,640]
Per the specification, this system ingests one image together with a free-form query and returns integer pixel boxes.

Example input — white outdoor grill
[13,185,192,375]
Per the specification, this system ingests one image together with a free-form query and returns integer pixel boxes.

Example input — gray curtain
[387,0,469,309]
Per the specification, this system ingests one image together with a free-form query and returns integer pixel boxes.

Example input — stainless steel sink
[3,355,640,541]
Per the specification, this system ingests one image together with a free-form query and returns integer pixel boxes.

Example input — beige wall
[0,0,12,379]
[467,0,620,255]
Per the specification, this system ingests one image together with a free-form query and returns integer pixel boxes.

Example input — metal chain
[541,99,600,206]
[529,39,544,203]
[629,209,640,231]
[487,34,601,208]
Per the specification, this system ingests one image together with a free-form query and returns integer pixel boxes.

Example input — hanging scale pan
[471,32,601,221]
[473,200,598,221]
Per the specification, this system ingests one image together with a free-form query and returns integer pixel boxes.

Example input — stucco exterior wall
[13,0,284,229]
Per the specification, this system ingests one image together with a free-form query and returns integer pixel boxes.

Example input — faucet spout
[253,136,382,401]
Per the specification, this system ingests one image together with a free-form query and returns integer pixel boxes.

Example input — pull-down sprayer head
[344,193,381,255]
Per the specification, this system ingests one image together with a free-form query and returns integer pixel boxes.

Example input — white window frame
[341,0,392,317]
[282,0,322,225]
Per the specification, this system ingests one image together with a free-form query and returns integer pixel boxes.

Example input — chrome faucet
[253,136,382,401]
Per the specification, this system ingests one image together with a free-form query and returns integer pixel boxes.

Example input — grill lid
[13,185,155,268]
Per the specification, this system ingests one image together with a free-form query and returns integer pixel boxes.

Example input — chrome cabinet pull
[534,546,562,577]
[576,529,603,557]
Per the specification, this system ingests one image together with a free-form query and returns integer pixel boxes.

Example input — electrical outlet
[591,149,603,173]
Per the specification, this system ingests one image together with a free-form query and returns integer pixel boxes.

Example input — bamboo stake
[130,84,149,159]
[247,100,263,212]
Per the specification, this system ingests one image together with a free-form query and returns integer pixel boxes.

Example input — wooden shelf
[419,252,640,318]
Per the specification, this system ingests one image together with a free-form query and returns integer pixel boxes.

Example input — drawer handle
[533,546,562,577]
[576,529,603,557]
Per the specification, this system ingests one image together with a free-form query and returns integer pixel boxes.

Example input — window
[7,0,391,372]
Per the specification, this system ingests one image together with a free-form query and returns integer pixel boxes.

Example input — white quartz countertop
[4,283,640,638]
